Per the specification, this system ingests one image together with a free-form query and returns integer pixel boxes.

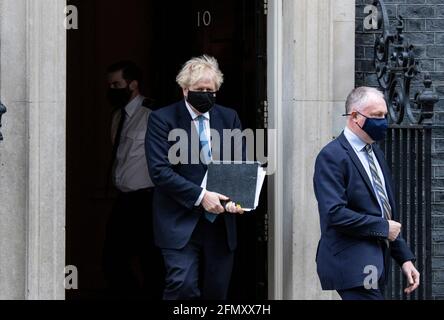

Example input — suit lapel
[338,133,379,204]
[176,100,193,140]
[176,100,199,167]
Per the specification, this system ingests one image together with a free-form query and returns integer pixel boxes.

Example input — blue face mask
[357,112,388,141]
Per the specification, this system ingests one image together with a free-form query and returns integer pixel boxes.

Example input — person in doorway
[146,55,245,300]
[103,60,164,299]
[313,86,420,300]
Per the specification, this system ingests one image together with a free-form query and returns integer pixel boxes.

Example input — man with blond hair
[313,86,420,300]
[146,55,245,300]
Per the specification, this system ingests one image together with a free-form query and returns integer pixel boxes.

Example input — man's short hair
[345,86,385,114]
[176,55,224,91]
[107,60,143,86]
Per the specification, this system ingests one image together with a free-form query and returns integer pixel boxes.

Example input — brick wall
[356,0,444,299]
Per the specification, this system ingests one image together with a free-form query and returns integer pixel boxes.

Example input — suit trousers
[337,285,385,300]
[161,214,234,300]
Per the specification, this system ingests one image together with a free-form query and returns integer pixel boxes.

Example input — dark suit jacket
[146,100,244,251]
[313,132,415,290]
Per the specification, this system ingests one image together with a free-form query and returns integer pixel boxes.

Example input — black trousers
[337,285,385,300]
[103,188,164,299]
[161,215,234,300]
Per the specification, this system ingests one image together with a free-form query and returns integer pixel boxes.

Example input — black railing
[381,126,432,300]
[373,0,438,300]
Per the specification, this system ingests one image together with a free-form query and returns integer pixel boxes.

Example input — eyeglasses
[343,111,386,119]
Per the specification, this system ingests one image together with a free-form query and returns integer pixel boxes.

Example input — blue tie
[197,115,217,223]
[198,115,212,165]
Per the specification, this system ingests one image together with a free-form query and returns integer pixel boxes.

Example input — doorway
[67,0,268,299]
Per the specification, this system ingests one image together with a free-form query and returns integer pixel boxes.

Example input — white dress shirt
[343,126,387,216]
[184,100,211,206]
[112,95,154,192]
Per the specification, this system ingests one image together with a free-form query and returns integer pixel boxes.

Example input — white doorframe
[0,0,66,300]
[267,0,284,300]
[25,0,67,300]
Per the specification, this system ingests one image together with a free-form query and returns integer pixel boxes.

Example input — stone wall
[271,0,355,299]
[0,0,66,299]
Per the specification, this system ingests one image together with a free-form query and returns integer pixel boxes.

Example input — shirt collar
[344,126,367,153]
[185,99,210,121]
[124,95,144,118]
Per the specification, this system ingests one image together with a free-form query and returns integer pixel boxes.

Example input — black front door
[150,0,268,300]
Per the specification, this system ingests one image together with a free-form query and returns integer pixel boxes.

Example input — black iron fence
[372,0,438,299]
[380,126,432,300]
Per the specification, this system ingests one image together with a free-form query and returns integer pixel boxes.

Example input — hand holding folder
[201,191,243,217]
[220,199,244,213]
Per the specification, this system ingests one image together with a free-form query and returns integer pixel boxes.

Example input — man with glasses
[313,86,420,300]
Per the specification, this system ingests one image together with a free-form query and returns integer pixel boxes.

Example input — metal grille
[372,0,438,300]
[380,126,433,300]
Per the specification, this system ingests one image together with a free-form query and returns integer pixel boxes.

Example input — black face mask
[187,91,216,114]
[357,112,388,141]
[107,87,132,108]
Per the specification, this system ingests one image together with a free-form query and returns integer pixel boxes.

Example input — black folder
[206,161,262,210]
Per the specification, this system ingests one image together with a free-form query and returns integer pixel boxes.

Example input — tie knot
[365,144,373,153]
